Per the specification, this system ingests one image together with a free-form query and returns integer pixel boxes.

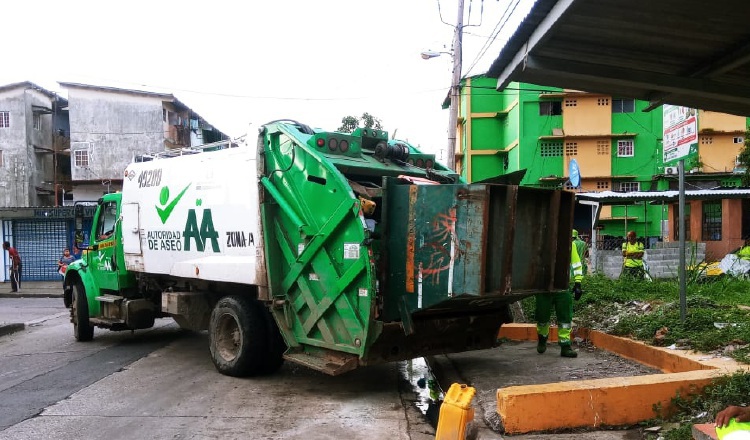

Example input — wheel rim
[216,312,241,362]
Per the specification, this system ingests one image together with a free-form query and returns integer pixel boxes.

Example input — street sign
[663,105,698,165]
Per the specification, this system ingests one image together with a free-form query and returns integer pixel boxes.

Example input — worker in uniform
[536,234,584,358]
[572,229,588,276]
[621,231,645,279]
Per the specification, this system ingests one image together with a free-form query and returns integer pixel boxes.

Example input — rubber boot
[560,343,578,358]
[536,334,548,354]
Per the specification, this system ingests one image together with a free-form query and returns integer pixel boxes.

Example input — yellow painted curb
[495,323,749,434]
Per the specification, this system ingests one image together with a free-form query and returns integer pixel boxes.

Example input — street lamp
[421,0,464,171]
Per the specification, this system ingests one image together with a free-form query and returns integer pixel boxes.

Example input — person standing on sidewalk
[536,235,584,358]
[3,241,21,292]
[58,247,75,277]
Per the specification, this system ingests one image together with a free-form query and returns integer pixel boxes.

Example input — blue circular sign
[569,159,581,188]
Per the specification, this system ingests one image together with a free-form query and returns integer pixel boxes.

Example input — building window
[0,150,3,167]
[734,136,744,144]
[596,181,610,190]
[618,181,640,192]
[564,99,577,107]
[617,139,634,157]
[74,150,89,167]
[539,101,562,116]
[597,98,610,106]
[597,140,610,155]
[0,111,8,128]
[700,136,713,145]
[163,108,167,122]
[540,142,563,157]
[702,201,722,241]
[33,114,41,131]
[565,142,578,156]
[612,99,635,113]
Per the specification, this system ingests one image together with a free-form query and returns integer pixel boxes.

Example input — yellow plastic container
[435,383,476,440]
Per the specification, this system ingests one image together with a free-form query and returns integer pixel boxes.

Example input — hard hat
[572,229,579,238]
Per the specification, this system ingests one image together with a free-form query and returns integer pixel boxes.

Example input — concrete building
[0,81,69,208]
[60,82,228,203]
[0,81,228,282]
[454,76,750,267]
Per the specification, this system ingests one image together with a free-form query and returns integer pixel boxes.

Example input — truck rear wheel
[209,296,268,377]
[72,281,94,342]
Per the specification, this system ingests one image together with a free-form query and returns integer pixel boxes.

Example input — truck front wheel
[209,296,268,377]
[72,281,94,341]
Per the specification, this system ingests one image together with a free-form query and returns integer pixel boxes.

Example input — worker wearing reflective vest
[536,237,584,358]
[621,231,645,279]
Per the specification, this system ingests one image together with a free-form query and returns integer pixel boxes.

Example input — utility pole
[446,0,465,171]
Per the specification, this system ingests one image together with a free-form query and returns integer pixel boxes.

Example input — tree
[738,128,750,186]
[337,113,383,133]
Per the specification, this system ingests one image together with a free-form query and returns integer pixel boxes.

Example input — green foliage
[738,128,750,186]
[337,112,383,133]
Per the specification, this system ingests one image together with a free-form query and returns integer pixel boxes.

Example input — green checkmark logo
[156,184,191,224]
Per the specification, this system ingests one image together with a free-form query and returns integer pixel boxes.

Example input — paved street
[0,285,647,439]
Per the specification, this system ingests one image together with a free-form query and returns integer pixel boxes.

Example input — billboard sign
[663,105,698,165]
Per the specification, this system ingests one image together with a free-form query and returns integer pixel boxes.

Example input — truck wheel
[209,296,268,377]
[257,303,285,374]
[72,281,94,341]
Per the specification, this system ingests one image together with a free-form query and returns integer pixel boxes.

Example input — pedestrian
[536,233,584,358]
[714,404,750,439]
[3,241,21,292]
[58,247,75,277]
[621,230,645,279]
[572,229,589,276]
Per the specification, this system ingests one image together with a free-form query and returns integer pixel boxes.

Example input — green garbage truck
[63,119,574,377]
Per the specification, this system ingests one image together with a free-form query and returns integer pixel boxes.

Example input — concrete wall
[594,241,707,279]
[0,87,58,207]
[67,88,164,182]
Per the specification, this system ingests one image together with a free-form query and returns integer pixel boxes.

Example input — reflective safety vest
[571,244,583,283]
[622,241,644,268]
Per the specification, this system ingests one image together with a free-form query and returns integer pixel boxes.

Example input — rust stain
[405,185,417,293]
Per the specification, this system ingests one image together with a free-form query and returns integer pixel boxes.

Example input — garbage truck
[63,119,574,377]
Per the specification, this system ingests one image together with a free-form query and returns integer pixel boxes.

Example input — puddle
[400,357,443,428]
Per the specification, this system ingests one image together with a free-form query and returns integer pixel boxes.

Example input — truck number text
[138,168,162,188]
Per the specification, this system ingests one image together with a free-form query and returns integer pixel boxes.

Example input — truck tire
[72,281,94,342]
[209,296,268,377]
[257,303,285,374]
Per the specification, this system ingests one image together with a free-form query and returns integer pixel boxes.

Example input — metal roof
[575,189,750,205]
[487,0,750,116]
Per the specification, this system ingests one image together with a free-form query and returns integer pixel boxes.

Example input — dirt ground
[427,340,660,439]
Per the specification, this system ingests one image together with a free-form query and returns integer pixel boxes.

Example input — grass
[518,274,750,439]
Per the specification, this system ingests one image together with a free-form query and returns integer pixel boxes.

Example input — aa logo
[184,208,219,252]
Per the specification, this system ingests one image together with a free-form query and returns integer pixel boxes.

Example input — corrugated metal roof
[576,189,750,205]
[487,0,750,116]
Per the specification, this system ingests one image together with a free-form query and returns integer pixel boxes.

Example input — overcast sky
[1,0,534,159]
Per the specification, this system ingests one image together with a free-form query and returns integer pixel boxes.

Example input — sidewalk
[0,281,65,337]
[0,281,64,299]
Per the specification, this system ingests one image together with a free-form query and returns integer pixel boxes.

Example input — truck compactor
[63,119,574,376]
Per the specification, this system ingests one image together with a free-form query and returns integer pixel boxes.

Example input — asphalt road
[0,299,435,440]
[0,297,647,439]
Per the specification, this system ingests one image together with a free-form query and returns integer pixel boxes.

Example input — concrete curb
[0,293,63,299]
[0,323,25,337]
[495,323,749,434]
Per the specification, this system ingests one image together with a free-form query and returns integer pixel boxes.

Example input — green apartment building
[456,76,748,254]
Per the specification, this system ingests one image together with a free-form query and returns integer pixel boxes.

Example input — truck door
[91,200,120,291]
